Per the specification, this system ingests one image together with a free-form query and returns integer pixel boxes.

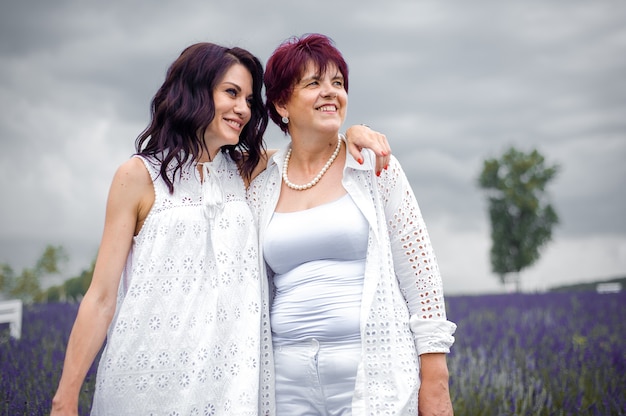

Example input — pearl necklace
[282,135,343,191]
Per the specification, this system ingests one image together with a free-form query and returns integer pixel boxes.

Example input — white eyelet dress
[91,151,261,416]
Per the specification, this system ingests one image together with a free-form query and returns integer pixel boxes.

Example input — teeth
[318,105,336,112]
[225,119,242,128]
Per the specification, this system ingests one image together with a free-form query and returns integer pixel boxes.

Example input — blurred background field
[446,291,625,415]
[1,290,624,415]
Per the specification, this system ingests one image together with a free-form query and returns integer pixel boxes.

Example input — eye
[246,97,253,108]
[333,79,344,87]
[225,88,237,97]
[306,80,319,87]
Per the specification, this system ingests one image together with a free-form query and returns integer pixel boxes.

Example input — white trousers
[273,338,362,416]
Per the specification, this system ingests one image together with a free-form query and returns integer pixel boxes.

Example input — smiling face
[202,63,253,158]
[279,61,347,137]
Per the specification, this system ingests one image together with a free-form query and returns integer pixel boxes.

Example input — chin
[227,135,241,146]
[321,125,342,134]
[222,129,241,143]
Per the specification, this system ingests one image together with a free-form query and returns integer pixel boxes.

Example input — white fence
[596,282,622,294]
[0,299,23,339]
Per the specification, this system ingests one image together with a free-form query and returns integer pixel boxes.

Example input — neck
[197,147,219,164]
[289,133,341,164]
[282,134,343,191]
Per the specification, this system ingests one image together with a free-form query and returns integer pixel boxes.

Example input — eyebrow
[299,74,318,84]
[221,82,253,99]
[222,81,242,91]
[300,72,344,84]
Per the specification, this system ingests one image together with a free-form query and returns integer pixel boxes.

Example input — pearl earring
[281,116,289,124]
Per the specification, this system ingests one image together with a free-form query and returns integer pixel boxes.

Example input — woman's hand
[418,353,454,416]
[50,394,79,416]
[345,125,391,176]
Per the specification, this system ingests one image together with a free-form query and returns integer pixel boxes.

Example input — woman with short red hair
[249,34,457,415]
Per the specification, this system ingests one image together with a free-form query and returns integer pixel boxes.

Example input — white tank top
[264,194,368,344]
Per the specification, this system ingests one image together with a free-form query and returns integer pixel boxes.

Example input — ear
[274,102,289,119]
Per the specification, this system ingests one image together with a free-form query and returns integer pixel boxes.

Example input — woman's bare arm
[50,158,153,415]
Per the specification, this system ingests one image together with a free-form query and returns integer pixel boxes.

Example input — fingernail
[358,158,363,164]
[376,171,381,177]
[384,165,388,170]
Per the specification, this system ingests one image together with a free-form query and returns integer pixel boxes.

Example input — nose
[234,97,250,117]
[321,88,338,99]
[320,80,338,99]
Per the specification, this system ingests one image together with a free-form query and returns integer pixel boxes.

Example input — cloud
[1,0,625,293]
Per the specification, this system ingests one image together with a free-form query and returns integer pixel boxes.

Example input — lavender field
[1,291,625,415]
[446,291,625,415]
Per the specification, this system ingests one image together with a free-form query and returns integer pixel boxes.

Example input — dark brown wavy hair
[136,43,267,192]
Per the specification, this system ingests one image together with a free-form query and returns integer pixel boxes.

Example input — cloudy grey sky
[1,0,625,294]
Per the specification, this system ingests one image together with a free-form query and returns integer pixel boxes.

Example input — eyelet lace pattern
[247,149,456,415]
[91,153,261,415]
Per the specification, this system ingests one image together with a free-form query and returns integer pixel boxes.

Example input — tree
[478,147,559,291]
[63,258,95,302]
[0,263,15,295]
[8,244,68,303]
[36,244,68,275]
[43,256,96,302]
[11,268,40,303]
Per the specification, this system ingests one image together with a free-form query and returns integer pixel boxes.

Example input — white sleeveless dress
[91,152,261,416]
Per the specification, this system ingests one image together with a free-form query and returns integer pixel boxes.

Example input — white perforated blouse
[247,145,456,416]
[91,152,261,416]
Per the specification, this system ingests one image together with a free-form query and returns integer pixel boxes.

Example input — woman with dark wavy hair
[50,41,387,416]
[51,43,268,415]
